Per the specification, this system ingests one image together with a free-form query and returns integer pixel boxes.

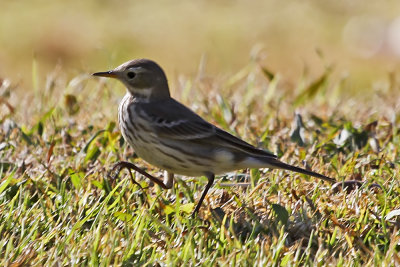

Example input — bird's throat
[129,88,153,103]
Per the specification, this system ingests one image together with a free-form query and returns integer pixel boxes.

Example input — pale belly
[130,137,260,177]
[131,138,212,177]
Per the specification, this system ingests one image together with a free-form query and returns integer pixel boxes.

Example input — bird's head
[93,59,170,101]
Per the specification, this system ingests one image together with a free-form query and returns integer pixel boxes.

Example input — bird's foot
[108,161,147,190]
[108,161,169,189]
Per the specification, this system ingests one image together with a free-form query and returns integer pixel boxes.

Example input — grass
[0,57,399,266]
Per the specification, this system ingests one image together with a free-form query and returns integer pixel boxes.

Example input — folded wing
[136,99,277,158]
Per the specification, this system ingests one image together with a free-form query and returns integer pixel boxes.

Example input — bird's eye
[127,72,136,79]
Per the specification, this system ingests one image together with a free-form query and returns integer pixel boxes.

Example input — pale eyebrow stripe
[128,66,146,73]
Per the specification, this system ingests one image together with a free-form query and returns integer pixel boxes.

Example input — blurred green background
[1,0,400,89]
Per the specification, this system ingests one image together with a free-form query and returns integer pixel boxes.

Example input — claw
[107,161,169,189]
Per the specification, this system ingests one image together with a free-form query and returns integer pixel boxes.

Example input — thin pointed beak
[92,70,118,78]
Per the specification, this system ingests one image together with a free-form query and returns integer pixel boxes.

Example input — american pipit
[93,59,335,216]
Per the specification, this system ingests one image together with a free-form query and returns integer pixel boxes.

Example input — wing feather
[135,99,277,158]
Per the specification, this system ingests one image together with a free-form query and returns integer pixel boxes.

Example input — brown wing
[136,98,277,158]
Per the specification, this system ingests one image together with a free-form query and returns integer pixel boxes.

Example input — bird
[93,59,335,216]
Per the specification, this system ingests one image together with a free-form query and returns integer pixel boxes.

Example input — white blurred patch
[388,17,400,57]
[342,16,386,58]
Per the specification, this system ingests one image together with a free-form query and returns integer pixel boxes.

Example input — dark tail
[268,158,335,183]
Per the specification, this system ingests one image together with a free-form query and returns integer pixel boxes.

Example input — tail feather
[267,158,335,183]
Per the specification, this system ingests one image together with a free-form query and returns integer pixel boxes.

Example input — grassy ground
[1,1,400,265]
[0,57,399,266]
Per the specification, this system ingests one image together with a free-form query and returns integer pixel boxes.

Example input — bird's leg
[163,171,174,189]
[192,173,215,217]
[108,161,170,189]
